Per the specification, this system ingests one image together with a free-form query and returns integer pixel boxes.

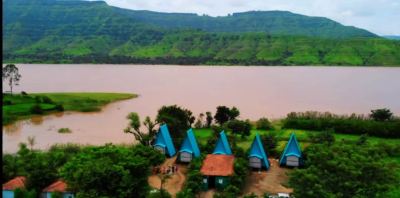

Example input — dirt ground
[241,158,293,197]
[148,156,188,197]
[198,189,215,198]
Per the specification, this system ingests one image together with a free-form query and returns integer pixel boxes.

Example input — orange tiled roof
[2,176,26,190]
[200,154,235,176]
[43,180,68,192]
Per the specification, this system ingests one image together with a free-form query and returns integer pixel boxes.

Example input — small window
[218,179,223,184]
[203,178,207,183]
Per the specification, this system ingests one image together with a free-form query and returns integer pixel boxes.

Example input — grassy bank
[2,92,137,125]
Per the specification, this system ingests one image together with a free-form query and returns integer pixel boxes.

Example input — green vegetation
[2,92,137,125]
[289,139,399,197]
[58,128,72,134]
[3,143,165,197]
[4,0,400,66]
[3,105,400,197]
[283,111,400,138]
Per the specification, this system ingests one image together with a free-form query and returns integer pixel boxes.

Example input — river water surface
[3,64,400,153]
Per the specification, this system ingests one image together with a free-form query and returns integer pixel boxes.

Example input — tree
[27,136,36,151]
[214,106,240,125]
[156,105,194,143]
[308,129,335,146]
[124,112,158,146]
[2,64,22,95]
[205,112,213,127]
[370,108,393,121]
[256,117,272,130]
[261,132,279,158]
[289,143,397,198]
[60,145,151,198]
[226,119,251,138]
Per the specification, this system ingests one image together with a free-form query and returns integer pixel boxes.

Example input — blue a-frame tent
[213,131,232,155]
[178,129,201,162]
[279,133,302,167]
[248,133,270,169]
[154,124,176,157]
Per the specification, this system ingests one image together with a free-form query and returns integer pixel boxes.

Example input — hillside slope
[3,0,400,66]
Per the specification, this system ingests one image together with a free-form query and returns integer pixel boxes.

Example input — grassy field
[2,92,137,125]
[193,128,400,153]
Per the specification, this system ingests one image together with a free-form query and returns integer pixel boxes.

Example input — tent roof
[154,124,176,157]
[2,176,26,190]
[213,131,232,155]
[280,133,302,165]
[200,154,235,176]
[179,128,200,157]
[43,180,69,193]
[248,133,270,168]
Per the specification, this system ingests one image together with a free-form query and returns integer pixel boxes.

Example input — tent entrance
[179,152,192,162]
[249,157,262,169]
[286,156,299,166]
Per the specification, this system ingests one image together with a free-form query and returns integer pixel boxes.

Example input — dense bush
[289,143,398,198]
[283,111,400,138]
[55,104,64,111]
[256,117,273,130]
[30,104,44,114]
[60,144,164,198]
[226,119,252,138]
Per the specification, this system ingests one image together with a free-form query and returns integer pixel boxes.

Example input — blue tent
[248,133,270,169]
[154,124,176,157]
[179,128,201,157]
[178,129,201,162]
[279,133,302,166]
[213,131,232,155]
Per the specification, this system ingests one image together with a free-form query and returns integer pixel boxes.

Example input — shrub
[42,96,54,104]
[58,128,72,134]
[226,119,251,138]
[30,104,43,114]
[283,111,400,138]
[55,104,64,111]
[256,117,273,130]
[3,100,12,105]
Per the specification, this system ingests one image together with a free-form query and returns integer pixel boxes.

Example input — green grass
[192,128,399,152]
[2,92,137,125]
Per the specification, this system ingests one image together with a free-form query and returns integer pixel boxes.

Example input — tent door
[155,146,165,154]
[286,156,299,166]
[249,157,262,168]
[180,152,192,162]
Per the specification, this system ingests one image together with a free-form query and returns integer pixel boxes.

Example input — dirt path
[148,156,188,197]
[198,189,215,198]
[241,158,293,197]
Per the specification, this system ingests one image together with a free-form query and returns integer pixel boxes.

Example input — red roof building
[2,176,26,190]
[42,180,68,192]
[200,154,235,176]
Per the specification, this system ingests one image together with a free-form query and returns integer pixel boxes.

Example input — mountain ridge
[3,0,400,66]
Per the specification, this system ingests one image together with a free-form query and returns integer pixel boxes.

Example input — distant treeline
[283,111,400,138]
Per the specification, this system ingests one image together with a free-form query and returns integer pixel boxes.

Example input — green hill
[3,0,400,66]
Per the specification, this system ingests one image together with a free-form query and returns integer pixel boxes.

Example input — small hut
[153,124,176,157]
[42,180,74,198]
[200,154,235,191]
[178,128,200,162]
[279,133,302,167]
[2,176,26,198]
[248,133,270,170]
[212,131,232,155]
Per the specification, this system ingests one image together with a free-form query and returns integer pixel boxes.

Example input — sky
[102,0,400,35]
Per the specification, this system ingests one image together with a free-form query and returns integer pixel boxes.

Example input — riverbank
[2,92,137,125]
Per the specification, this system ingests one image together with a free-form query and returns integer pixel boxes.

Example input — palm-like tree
[27,136,36,151]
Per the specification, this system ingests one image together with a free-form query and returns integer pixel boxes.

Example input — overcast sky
[102,0,399,35]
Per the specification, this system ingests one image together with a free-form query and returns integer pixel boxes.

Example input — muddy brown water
[3,64,400,153]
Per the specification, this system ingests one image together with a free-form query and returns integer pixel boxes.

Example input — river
[3,64,400,153]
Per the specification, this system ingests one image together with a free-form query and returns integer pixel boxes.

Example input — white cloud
[103,0,400,35]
